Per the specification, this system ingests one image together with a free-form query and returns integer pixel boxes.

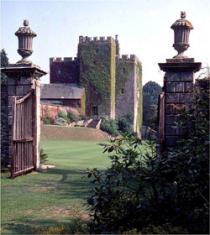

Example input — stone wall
[50,57,79,84]
[159,59,201,148]
[116,55,142,133]
[78,36,116,118]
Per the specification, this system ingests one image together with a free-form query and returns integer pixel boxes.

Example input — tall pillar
[158,12,201,148]
[1,20,46,170]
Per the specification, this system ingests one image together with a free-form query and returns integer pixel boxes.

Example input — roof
[41,84,85,99]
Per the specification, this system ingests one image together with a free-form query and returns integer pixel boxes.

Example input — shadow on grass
[31,167,96,201]
[4,217,89,235]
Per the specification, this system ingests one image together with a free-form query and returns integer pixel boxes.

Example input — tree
[143,81,162,129]
[0,49,9,84]
[0,49,9,67]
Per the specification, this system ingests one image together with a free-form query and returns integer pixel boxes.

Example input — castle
[41,35,142,133]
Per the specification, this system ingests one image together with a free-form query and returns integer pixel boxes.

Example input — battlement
[118,54,140,63]
[50,57,78,63]
[79,35,115,43]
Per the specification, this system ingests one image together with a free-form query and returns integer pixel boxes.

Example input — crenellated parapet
[79,35,115,44]
[50,57,78,63]
[118,54,141,64]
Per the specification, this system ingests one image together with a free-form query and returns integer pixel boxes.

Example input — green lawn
[1,140,109,235]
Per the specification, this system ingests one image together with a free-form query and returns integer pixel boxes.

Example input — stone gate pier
[158,12,201,150]
[1,20,46,177]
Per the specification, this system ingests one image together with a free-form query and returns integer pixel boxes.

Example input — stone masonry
[158,12,201,148]
[48,35,142,133]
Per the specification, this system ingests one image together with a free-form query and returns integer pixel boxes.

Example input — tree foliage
[0,49,9,67]
[87,77,209,234]
[143,81,162,129]
[0,49,9,84]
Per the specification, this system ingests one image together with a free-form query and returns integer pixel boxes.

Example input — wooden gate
[11,90,36,178]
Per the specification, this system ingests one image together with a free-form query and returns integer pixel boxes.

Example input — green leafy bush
[58,110,68,120]
[87,77,209,235]
[100,118,119,136]
[67,111,80,122]
[87,136,157,234]
[118,114,133,134]
[42,116,54,125]
[40,148,48,164]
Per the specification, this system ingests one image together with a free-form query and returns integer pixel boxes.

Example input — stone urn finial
[171,11,193,58]
[15,19,37,64]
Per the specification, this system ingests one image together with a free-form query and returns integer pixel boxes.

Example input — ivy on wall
[136,62,143,133]
[79,42,116,116]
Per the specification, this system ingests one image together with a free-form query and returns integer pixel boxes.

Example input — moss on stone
[79,41,115,116]
[136,61,143,133]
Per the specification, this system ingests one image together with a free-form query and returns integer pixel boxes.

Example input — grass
[1,140,109,235]
[1,138,150,234]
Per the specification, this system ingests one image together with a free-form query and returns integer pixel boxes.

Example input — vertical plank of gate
[17,103,20,173]
[23,101,26,170]
[32,91,36,169]
[20,103,22,171]
[28,96,31,167]
[23,101,25,171]
[21,102,25,170]
[22,102,24,171]
[28,97,31,168]
[16,103,18,173]
[25,99,27,169]
[18,104,21,172]
[21,103,23,172]
[11,97,16,178]
[17,103,20,172]
[27,98,29,169]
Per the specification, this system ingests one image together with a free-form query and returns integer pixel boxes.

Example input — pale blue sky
[1,0,210,85]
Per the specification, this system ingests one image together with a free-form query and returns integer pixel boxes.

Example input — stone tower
[78,36,116,118]
[116,55,142,133]
[48,35,143,134]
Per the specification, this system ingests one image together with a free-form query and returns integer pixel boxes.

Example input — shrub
[118,114,133,134]
[87,136,157,234]
[40,148,48,164]
[58,110,68,120]
[100,118,119,136]
[42,116,54,125]
[141,223,188,234]
[67,111,80,122]
[87,79,209,235]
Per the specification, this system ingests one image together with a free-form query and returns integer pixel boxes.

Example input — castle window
[96,48,99,53]
[121,88,125,94]
[93,60,97,65]
[92,106,98,115]
[123,67,126,74]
